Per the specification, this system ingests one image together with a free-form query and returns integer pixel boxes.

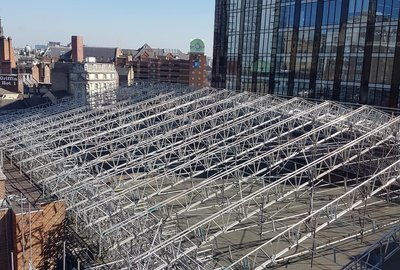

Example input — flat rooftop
[3,157,44,213]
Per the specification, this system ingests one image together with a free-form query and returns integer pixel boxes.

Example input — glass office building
[212,0,400,108]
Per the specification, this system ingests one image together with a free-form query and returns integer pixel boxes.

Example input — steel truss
[1,84,400,270]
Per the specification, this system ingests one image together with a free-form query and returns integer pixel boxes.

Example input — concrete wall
[51,63,72,92]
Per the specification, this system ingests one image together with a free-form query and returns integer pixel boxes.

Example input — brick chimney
[8,37,15,69]
[0,36,9,63]
[71,35,84,63]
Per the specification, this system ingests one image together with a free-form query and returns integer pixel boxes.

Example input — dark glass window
[335,0,342,24]
[300,2,317,27]
[323,0,342,25]
[213,0,400,108]
[394,1,400,19]
[280,4,295,27]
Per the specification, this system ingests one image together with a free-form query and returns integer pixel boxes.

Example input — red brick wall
[72,36,84,63]
[0,37,9,62]
[40,201,65,270]
[189,53,207,88]
[13,209,44,270]
[0,209,10,270]
[8,37,15,69]
[12,201,65,270]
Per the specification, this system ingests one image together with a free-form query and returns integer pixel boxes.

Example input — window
[300,2,317,27]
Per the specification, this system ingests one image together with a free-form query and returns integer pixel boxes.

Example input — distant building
[82,46,120,63]
[129,58,189,84]
[42,45,71,62]
[55,36,129,88]
[52,36,118,104]
[47,41,61,47]
[0,20,54,108]
[47,36,208,90]
[116,65,134,87]
[0,20,16,74]
[0,20,51,96]
[58,42,120,64]
[15,54,51,93]
[52,61,118,104]
[116,41,208,87]
[34,44,47,52]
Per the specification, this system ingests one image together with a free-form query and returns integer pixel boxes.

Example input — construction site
[0,82,400,270]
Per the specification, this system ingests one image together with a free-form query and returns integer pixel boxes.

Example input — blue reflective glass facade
[212,0,400,108]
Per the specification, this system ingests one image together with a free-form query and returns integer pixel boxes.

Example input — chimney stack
[0,17,3,37]
[71,35,84,63]
[8,37,15,69]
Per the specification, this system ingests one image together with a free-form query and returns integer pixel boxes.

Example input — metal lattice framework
[1,83,400,270]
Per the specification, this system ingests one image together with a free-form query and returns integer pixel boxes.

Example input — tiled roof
[84,46,117,63]
[121,49,138,56]
[61,46,117,63]
[126,44,189,60]
[43,46,71,58]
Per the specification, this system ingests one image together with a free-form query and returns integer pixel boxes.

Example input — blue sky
[0,0,215,56]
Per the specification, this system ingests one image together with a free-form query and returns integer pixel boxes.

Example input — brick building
[0,36,16,74]
[52,36,119,104]
[0,21,15,76]
[16,53,51,83]
[130,58,190,84]
[0,19,15,75]
[116,41,208,87]
[0,20,51,95]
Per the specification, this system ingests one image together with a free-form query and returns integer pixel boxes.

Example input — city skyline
[0,0,215,56]
[1,1,400,270]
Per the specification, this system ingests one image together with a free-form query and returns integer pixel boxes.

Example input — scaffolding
[1,83,400,269]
